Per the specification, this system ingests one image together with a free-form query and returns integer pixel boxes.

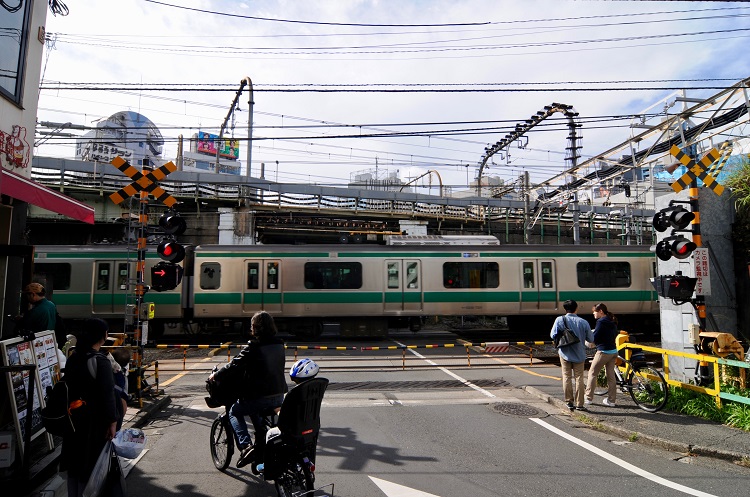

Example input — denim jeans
[229,394,284,449]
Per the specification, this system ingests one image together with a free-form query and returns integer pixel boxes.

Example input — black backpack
[41,353,96,436]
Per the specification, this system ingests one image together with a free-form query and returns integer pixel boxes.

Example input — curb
[522,385,749,463]
[126,395,172,429]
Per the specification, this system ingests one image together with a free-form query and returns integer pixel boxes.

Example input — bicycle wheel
[210,416,234,471]
[628,365,668,413]
[274,457,314,497]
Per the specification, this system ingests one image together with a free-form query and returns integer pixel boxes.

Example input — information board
[0,331,57,460]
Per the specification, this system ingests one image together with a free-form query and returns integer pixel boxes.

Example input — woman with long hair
[584,303,619,407]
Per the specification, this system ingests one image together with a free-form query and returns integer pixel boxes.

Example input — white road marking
[392,340,496,398]
[369,476,442,497]
[530,418,718,497]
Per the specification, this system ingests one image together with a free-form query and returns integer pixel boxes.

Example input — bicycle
[594,348,669,413]
[209,405,279,473]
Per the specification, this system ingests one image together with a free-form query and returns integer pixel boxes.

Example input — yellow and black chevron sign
[668,145,724,196]
[109,156,178,207]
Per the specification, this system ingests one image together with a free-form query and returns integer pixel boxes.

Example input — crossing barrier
[145,340,556,371]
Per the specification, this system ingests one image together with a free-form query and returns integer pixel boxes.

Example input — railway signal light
[651,235,697,261]
[652,205,695,232]
[650,273,697,301]
[151,261,183,292]
[157,239,185,263]
[159,209,187,236]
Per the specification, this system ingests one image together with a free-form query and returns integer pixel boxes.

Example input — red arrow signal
[670,280,680,287]
[154,269,166,277]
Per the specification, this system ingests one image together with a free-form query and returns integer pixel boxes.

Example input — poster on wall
[0,332,56,459]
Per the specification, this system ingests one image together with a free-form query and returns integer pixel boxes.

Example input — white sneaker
[584,399,592,406]
[602,398,617,407]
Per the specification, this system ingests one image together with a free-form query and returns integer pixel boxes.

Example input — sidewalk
[27,395,171,497]
[524,382,750,463]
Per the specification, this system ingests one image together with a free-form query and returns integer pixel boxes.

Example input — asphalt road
[126,334,750,497]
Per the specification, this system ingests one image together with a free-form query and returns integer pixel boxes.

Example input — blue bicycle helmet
[290,358,319,382]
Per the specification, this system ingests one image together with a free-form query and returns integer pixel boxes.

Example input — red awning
[0,168,95,224]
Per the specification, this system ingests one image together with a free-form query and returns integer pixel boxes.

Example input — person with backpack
[60,318,119,497]
[207,311,287,469]
[550,299,594,412]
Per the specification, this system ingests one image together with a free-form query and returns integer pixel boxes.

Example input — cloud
[37,0,750,189]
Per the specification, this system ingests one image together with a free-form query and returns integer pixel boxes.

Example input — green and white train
[32,240,659,339]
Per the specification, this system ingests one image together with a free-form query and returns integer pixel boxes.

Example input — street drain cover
[490,402,546,418]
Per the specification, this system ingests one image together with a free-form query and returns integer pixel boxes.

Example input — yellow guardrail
[620,342,749,408]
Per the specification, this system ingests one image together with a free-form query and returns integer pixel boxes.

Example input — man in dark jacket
[208,311,287,468]
[16,283,56,334]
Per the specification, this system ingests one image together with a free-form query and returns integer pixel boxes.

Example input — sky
[35,0,750,195]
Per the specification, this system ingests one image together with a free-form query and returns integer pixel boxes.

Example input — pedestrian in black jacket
[208,311,287,468]
[584,303,620,407]
[60,318,118,497]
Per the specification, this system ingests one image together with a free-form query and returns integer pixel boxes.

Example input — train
[31,237,660,340]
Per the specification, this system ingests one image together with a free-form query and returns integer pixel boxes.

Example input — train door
[519,259,558,312]
[92,261,131,316]
[242,259,282,314]
[384,260,423,312]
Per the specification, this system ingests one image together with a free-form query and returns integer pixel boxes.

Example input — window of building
[442,262,499,289]
[304,262,362,289]
[576,262,631,288]
[0,0,32,104]
[200,262,221,289]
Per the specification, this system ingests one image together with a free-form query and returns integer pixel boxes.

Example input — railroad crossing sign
[109,156,178,207]
[668,145,724,196]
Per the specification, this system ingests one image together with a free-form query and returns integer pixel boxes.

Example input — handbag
[554,316,581,349]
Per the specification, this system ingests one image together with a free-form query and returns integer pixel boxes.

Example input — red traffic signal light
[651,235,697,261]
[157,240,185,263]
[159,210,187,236]
[151,261,183,292]
[650,274,697,300]
[652,205,695,232]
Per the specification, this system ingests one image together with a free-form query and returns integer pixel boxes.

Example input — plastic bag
[112,428,146,459]
[83,440,112,497]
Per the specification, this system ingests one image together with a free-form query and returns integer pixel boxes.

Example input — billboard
[197,131,240,160]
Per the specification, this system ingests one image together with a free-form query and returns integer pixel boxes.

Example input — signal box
[650,273,697,301]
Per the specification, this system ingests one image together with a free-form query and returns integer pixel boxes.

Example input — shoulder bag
[554,316,581,349]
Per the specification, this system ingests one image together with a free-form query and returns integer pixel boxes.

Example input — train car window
[406,262,419,289]
[97,263,110,290]
[304,262,362,290]
[522,262,534,288]
[200,262,221,289]
[266,262,279,289]
[34,263,72,291]
[442,262,499,289]
[117,263,129,290]
[576,262,631,288]
[541,262,553,288]
[247,263,260,289]
[387,263,400,289]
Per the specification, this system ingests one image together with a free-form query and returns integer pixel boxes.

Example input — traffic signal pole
[689,180,712,384]
[133,174,150,408]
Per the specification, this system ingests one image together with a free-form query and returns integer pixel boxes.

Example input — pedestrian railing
[619,342,749,408]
